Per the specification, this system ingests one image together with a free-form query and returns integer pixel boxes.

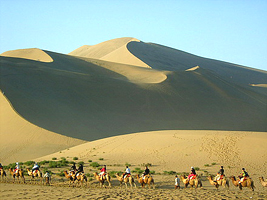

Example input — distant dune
[1,48,53,62]
[0,37,267,163]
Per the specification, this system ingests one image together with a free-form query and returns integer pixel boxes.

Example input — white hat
[191,166,194,168]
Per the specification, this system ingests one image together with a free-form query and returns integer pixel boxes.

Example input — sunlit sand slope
[37,130,267,175]
[0,92,85,164]
[69,37,150,68]
[1,48,53,62]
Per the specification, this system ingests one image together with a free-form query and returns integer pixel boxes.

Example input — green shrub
[90,162,100,168]
[88,160,92,163]
[204,164,210,167]
[39,160,49,165]
[99,158,104,160]
[52,157,57,160]
[211,162,216,165]
[73,157,78,160]
[109,171,123,178]
[57,171,65,177]
[141,163,152,167]
[163,171,176,175]
[150,170,156,174]
[194,167,200,171]
[125,162,131,167]
[24,161,35,166]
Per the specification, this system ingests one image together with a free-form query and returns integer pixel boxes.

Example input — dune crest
[185,65,200,71]
[249,83,267,88]
[0,92,85,164]
[1,48,53,62]
[69,37,150,68]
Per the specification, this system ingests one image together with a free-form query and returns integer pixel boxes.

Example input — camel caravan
[0,162,265,191]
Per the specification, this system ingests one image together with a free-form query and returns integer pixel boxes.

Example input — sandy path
[1,179,266,200]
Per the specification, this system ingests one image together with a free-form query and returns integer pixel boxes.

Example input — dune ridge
[0,48,53,62]
[69,37,150,68]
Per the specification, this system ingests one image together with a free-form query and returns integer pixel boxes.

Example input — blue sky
[1,0,267,71]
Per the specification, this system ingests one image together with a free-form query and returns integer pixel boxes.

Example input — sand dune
[0,48,53,62]
[69,37,150,68]
[36,130,267,176]
[1,37,267,163]
[0,92,85,164]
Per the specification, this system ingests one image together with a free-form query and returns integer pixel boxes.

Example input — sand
[1,182,266,200]
[1,48,53,62]
[1,37,267,199]
[0,92,85,164]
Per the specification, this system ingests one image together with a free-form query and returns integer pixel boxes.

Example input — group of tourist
[0,161,250,188]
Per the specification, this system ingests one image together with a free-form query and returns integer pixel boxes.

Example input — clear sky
[1,0,267,71]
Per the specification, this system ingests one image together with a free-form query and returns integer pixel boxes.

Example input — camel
[136,174,155,189]
[259,177,267,187]
[75,172,88,187]
[63,170,76,187]
[9,168,25,183]
[0,169,7,182]
[116,173,136,188]
[26,168,43,184]
[230,176,255,191]
[180,175,202,188]
[93,172,111,187]
[208,175,229,189]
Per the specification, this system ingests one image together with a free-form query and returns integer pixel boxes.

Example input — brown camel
[180,175,202,188]
[207,175,219,189]
[116,173,136,188]
[9,168,25,183]
[259,177,267,187]
[136,174,155,189]
[26,168,43,184]
[230,176,255,191]
[93,172,111,187]
[0,169,7,181]
[75,172,88,187]
[63,170,76,187]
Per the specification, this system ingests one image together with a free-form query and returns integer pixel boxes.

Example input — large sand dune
[0,37,267,165]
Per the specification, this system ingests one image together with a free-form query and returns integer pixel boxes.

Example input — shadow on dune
[1,49,267,141]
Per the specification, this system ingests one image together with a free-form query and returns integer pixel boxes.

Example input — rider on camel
[239,168,249,183]
[99,165,107,180]
[75,163,84,177]
[214,166,225,181]
[122,166,131,178]
[14,162,20,174]
[187,167,196,180]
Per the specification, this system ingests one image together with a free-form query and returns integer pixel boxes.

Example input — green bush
[194,167,200,171]
[141,163,152,167]
[204,164,210,167]
[57,171,65,177]
[125,162,131,167]
[39,160,49,165]
[99,158,104,160]
[90,162,100,168]
[73,157,78,160]
[88,160,92,163]
[52,157,57,160]
[211,162,216,165]
[109,171,122,178]
[24,161,35,166]
[163,171,176,175]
